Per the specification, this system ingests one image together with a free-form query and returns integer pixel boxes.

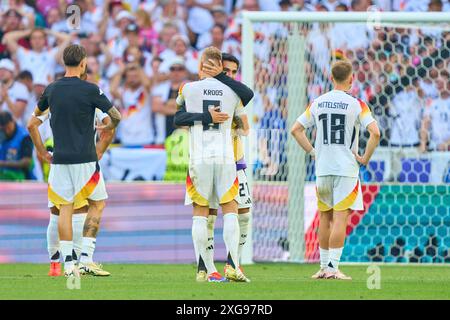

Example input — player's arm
[174,101,229,127]
[233,103,249,136]
[203,59,254,106]
[96,115,114,160]
[291,104,315,157]
[291,121,314,156]
[354,101,381,165]
[91,85,121,131]
[354,122,380,165]
[28,88,53,162]
[173,85,229,127]
[214,73,254,106]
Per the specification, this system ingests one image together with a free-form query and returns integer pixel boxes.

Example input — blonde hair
[201,46,222,64]
[331,60,353,83]
[135,9,152,28]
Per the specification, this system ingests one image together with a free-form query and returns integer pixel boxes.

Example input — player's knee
[88,199,106,212]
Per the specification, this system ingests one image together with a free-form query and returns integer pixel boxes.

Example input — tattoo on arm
[233,115,244,129]
[107,106,122,128]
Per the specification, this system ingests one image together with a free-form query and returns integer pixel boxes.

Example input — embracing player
[291,60,380,280]
[177,47,250,282]
[174,53,254,281]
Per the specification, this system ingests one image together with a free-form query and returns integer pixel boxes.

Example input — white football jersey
[297,90,375,178]
[177,77,244,162]
[425,97,450,149]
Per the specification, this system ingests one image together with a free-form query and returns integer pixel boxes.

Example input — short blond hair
[331,60,353,83]
[201,46,222,64]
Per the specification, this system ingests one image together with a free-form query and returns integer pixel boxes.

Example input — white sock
[238,213,250,262]
[204,215,217,274]
[80,237,96,264]
[223,213,240,269]
[319,247,329,270]
[47,214,60,262]
[327,247,344,272]
[60,240,74,270]
[192,216,212,273]
[72,214,87,262]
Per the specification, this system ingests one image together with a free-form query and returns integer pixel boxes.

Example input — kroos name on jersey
[203,89,223,96]
[318,101,349,110]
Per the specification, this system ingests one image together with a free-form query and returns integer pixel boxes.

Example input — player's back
[308,90,373,178]
[40,77,111,164]
[179,77,242,162]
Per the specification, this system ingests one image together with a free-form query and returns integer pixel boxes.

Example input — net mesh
[247,20,450,263]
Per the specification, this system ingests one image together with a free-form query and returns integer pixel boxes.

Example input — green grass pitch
[0,263,449,300]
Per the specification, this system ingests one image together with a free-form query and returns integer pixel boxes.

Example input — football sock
[60,240,74,270]
[47,214,60,262]
[238,213,251,262]
[80,237,96,264]
[223,213,240,269]
[327,247,344,272]
[72,213,87,262]
[319,247,329,270]
[192,216,210,273]
[205,215,217,274]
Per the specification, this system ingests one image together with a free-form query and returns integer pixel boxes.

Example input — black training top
[37,76,113,164]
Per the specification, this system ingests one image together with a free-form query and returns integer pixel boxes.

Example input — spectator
[420,75,450,153]
[196,24,226,51]
[159,34,198,76]
[0,58,29,125]
[3,28,71,81]
[152,57,189,143]
[110,63,153,146]
[0,9,25,60]
[16,70,34,125]
[134,9,158,54]
[186,0,219,46]
[0,111,33,181]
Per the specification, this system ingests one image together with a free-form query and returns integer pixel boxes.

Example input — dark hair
[221,52,240,69]
[17,70,33,81]
[0,111,13,127]
[63,44,87,67]
[212,23,226,34]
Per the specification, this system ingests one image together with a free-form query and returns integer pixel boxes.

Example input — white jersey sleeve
[95,108,109,123]
[36,111,50,123]
[296,102,315,128]
[356,99,376,129]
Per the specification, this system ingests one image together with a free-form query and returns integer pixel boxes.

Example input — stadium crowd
[0,0,449,182]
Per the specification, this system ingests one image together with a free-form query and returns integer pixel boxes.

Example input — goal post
[240,11,450,265]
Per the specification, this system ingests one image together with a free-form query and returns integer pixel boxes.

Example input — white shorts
[208,169,252,210]
[316,176,363,211]
[185,160,239,207]
[48,162,107,206]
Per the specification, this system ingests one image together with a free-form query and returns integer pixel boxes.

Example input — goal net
[241,12,450,264]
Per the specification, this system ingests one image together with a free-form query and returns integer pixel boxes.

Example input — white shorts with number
[316,175,363,211]
[206,169,252,210]
[184,159,240,207]
[48,162,108,205]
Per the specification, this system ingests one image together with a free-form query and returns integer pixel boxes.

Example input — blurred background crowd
[0,0,449,183]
